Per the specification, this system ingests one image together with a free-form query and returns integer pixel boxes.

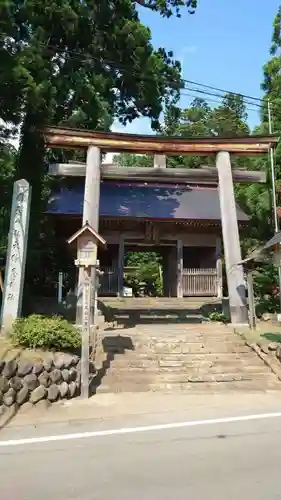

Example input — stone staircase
[99,296,220,325]
[91,323,281,394]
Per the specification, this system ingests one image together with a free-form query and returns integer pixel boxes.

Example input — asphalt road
[1,403,281,499]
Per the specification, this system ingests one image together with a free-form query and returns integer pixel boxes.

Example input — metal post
[268,99,281,316]
[176,239,183,298]
[118,236,124,297]
[58,272,63,304]
[268,100,278,231]
[247,269,256,330]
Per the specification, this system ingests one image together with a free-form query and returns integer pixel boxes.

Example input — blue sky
[113,0,280,136]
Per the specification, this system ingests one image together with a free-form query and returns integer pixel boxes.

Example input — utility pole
[267,99,281,315]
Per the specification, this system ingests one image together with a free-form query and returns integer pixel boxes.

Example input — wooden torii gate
[43,126,279,325]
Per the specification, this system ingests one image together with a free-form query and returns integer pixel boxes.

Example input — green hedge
[11,314,81,351]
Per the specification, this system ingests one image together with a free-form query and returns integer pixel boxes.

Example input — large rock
[0,403,16,423]
[47,384,59,402]
[9,376,23,392]
[33,363,44,376]
[16,384,29,406]
[43,360,53,373]
[50,368,62,384]
[59,382,69,398]
[30,385,47,404]
[3,388,16,406]
[54,357,65,370]
[69,368,77,382]
[71,355,79,367]
[38,371,50,388]
[0,375,9,393]
[61,369,70,383]
[75,382,81,396]
[68,381,76,399]
[3,360,17,379]
[64,356,73,369]
[0,360,5,374]
[23,373,38,392]
[17,361,33,377]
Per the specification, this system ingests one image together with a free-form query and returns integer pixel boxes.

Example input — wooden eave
[43,126,279,156]
[49,163,266,184]
[50,214,248,228]
[67,221,106,246]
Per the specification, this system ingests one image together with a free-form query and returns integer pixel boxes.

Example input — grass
[235,324,281,347]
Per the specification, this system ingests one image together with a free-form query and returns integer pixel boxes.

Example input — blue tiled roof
[47,182,249,221]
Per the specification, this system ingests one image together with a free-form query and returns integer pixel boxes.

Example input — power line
[0,32,267,106]
[183,86,263,108]
[180,91,261,113]
[183,78,263,103]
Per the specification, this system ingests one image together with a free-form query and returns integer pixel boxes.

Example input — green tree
[116,94,252,168]
[0,0,197,294]
[0,143,16,258]
[114,153,153,167]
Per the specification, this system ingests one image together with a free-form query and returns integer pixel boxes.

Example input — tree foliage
[116,94,251,169]
[0,0,197,296]
[1,2,281,311]
[0,143,16,258]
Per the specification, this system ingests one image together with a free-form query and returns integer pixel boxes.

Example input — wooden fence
[99,267,118,295]
[99,267,218,296]
[182,268,217,296]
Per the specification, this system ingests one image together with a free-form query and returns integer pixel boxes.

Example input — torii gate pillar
[216,151,248,325]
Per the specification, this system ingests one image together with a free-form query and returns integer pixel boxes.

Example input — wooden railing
[182,268,217,296]
[99,267,118,295]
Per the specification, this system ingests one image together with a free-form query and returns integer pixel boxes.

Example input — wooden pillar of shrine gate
[216,151,248,324]
[76,146,101,326]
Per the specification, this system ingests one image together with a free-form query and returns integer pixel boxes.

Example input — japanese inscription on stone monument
[1,179,31,332]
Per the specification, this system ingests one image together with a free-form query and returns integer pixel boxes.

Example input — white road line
[1,411,281,448]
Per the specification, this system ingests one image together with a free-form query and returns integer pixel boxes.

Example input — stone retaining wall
[0,354,84,412]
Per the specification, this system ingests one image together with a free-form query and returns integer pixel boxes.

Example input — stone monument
[0,179,31,334]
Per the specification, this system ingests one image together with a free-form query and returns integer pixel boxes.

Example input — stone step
[95,351,267,365]
[94,320,281,394]
[98,334,242,344]
[94,379,281,394]
[115,350,260,359]
[96,371,278,385]
[99,325,232,333]
[97,344,253,355]
[97,362,273,375]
